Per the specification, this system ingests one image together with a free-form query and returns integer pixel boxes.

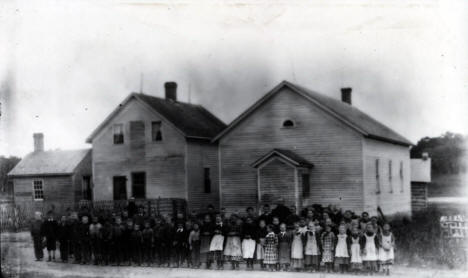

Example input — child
[271,217,281,234]
[321,224,336,273]
[242,217,257,270]
[290,222,304,271]
[30,211,44,261]
[304,221,321,272]
[42,211,58,261]
[277,223,292,271]
[122,219,134,265]
[100,219,113,265]
[142,221,154,266]
[173,222,188,267]
[200,214,214,268]
[223,216,243,270]
[130,224,143,266]
[335,224,350,273]
[57,215,70,263]
[361,223,379,275]
[256,219,268,270]
[111,217,125,266]
[263,224,278,271]
[349,226,363,274]
[378,223,395,276]
[189,222,201,268]
[209,216,225,270]
[89,216,102,265]
[78,216,91,264]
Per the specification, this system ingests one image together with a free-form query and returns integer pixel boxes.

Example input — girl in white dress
[290,222,305,271]
[378,223,395,276]
[334,225,350,273]
[349,226,363,273]
[362,223,379,275]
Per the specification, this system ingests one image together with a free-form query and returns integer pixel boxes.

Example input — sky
[1,0,468,157]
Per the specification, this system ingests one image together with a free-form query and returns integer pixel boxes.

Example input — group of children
[30,203,395,275]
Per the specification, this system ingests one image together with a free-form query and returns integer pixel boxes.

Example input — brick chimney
[164,82,177,102]
[341,87,352,105]
[33,133,44,152]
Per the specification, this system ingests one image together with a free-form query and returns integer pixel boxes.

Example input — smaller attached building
[8,133,92,214]
[410,154,431,211]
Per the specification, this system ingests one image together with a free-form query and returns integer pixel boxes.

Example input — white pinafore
[363,234,377,261]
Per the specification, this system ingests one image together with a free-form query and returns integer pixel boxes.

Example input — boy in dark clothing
[130,224,143,266]
[141,221,154,265]
[100,219,113,265]
[30,212,44,261]
[122,219,134,265]
[89,216,102,265]
[57,216,70,262]
[42,211,58,261]
[111,217,125,266]
[159,217,173,267]
[69,213,81,264]
[188,222,201,268]
[78,216,91,264]
[173,222,188,267]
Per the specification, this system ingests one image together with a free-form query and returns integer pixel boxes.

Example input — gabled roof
[213,81,412,146]
[252,149,314,168]
[86,93,226,143]
[8,149,91,177]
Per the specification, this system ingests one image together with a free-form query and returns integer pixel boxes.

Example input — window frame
[82,175,92,201]
[151,121,163,142]
[204,167,211,193]
[388,160,393,193]
[113,123,124,144]
[32,179,44,201]
[302,173,311,197]
[131,172,146,199]
[375,159,381,194]
[399,161,404,193]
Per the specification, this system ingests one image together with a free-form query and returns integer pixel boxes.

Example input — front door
[113,176,127,200]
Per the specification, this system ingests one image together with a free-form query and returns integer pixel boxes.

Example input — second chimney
[341,87,352,105]
[33,133,44,152]
[164,82,177,102]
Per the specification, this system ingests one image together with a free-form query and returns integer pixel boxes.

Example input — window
[302,174,310,197]
[152,121,162,141]
[399,161,404,192]
[113,176,127,200]
[388,160,393,193]
[204,168,211,193]
[113,124,124,144]
[131,172,146,199]
[375,159,380,194]
[82,176,92,201]
[33,180,44,200]
[282,120,295,128]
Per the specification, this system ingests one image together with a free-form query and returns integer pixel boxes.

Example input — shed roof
[214,81,412,146]
[86,93,226,143]
[252,148,314,168]
[8,149,90,177]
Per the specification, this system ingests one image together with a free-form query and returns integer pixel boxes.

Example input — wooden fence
[0,198,187,233]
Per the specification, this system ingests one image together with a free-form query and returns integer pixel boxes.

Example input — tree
[0,156,21,194]
[410,132,467,175]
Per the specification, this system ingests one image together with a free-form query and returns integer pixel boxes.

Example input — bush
[391,206,466,269]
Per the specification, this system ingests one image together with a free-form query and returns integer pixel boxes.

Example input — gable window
[282,120,295,128]
[375,159,380,194]
[204,168,211,193]
[399,161,404,192]
[302,174,310,197]
[152,121,163,141]
[113,124,124,144]
[131,172,146,199]
[388,160,393,193]
[33,180,44,200]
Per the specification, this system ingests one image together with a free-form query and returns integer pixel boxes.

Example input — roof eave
[365,134,413,147]
[8,173,73,178]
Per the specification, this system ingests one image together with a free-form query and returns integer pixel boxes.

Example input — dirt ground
[1,232,466,278]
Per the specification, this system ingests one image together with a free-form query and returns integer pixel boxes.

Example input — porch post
[294,168,299,211]
[257,168,261,214]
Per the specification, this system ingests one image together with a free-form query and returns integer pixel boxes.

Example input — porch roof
[251,149,314,169]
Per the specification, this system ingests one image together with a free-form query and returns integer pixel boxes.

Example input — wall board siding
[362,138,411,216]
[219,87,364,213]
[92,98,187,201]
[72,151,93,203]
[186,141,220,211]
